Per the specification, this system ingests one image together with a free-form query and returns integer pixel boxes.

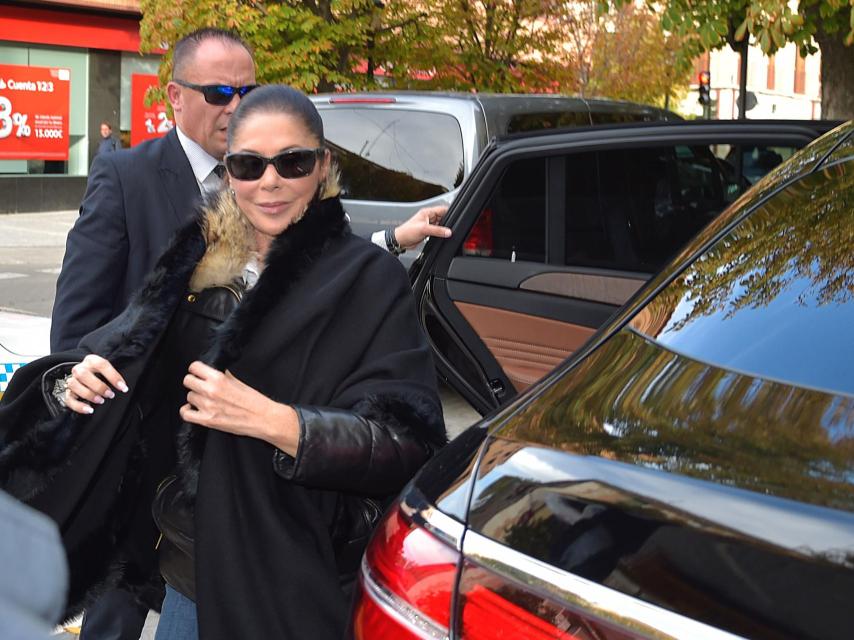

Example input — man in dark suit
[52,29,254,353]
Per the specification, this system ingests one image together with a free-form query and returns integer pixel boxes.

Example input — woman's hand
[180,361,301,456]
[65,354,129,415]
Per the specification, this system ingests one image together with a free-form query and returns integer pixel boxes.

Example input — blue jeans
[154,586,198,640]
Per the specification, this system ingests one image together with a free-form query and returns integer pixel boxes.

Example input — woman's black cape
[0,196,445,639]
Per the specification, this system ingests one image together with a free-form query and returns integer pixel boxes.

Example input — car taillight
[352,503,637,640]
[351,504,460,639]
[463,208,494,256]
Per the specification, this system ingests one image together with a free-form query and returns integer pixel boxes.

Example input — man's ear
[166,82,182,111]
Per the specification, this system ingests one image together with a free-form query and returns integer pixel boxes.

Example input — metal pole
[738,42,748,120]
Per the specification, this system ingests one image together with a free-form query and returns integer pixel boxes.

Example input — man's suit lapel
[159,128,202,225]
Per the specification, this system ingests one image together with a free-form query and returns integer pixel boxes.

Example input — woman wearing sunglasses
[0,85,446,639]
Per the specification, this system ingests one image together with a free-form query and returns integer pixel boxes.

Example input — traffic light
[698,70,711,106]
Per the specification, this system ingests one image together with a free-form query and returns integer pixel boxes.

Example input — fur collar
[97,188,347,370]
[188,170,342,292]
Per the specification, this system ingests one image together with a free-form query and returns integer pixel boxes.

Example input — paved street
[0,210,75,317]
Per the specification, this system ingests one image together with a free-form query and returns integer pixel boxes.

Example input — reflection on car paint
[631,164,854,397]
[497,330,854,511]
[466,437,854,639]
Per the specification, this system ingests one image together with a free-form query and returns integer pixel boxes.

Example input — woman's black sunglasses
[175,80,258,106]
[225,149,323,181]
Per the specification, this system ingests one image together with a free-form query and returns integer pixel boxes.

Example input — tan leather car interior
[454,302,595,392]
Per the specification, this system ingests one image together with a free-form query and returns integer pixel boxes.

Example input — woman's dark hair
[227,85,324,150]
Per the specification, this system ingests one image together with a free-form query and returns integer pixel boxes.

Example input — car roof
[310,90,677,136]
[493,117,845,144]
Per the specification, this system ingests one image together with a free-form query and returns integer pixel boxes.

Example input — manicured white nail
[104,389,115,399]
[83,405,94,414]
[117,381,129,393]
[93,395,105,405]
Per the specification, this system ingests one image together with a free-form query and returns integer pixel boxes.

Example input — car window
[461,141,806,275]
[462,157,546,262]
[320,108,465,202]
[589,110,666,124]
[711,143,799,187]
[631,159,854,396]
[576,145,737,273]
[505,111,590,134]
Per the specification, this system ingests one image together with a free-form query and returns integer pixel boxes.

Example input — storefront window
[0,42,89,176]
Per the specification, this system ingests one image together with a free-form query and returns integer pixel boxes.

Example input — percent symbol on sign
[12,113,31,137]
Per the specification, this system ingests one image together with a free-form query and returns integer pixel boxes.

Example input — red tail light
[463,208,494,256]
[351,504,459,639]
[352,501,636,640]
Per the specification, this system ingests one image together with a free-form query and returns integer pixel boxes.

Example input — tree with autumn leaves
[608,0,854,119]
[139,0,689,106]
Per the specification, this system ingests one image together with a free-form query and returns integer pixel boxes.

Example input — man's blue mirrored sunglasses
[175,80,258,106]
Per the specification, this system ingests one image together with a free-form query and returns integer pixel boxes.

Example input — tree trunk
[814,29,854,120]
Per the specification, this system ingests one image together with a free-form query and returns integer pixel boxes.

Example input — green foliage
[389,0,566,92]
[138,0,691,102]
[608,0,854,64]
[139,0,424,92]
[556,1,693,106]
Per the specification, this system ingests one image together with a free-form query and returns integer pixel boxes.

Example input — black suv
[351,123,854,640]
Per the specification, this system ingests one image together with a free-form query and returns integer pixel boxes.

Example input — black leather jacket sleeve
[272,405,439,495]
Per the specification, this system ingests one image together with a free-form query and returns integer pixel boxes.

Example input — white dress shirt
[175,126,224,193]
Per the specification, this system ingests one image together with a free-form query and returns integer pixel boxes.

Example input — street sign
[735,90,759,114]
[130,73,173,146]
[0,63,70,161]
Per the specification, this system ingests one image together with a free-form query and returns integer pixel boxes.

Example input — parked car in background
[310,92,678,245]
[352,121,854,640]
[409,118,840,414]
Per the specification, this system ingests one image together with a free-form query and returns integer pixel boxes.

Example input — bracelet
[385,227,405,256]
[52,373,72,408]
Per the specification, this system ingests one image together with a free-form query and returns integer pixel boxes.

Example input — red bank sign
[0,64,71,161]
[131,74,173,146]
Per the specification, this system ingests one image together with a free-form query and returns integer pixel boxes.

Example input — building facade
[0,0,157,213]
[681,41,822,120]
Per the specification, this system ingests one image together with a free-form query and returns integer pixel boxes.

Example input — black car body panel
[390,122,854,640]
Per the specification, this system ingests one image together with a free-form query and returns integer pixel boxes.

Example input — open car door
[411,120,837,414]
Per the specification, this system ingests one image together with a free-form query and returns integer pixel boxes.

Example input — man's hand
[180,361,300,456]
[394,206,451,249]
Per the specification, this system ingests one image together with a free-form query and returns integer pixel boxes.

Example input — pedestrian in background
[0,83,446,640]
[96,121,122,155]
